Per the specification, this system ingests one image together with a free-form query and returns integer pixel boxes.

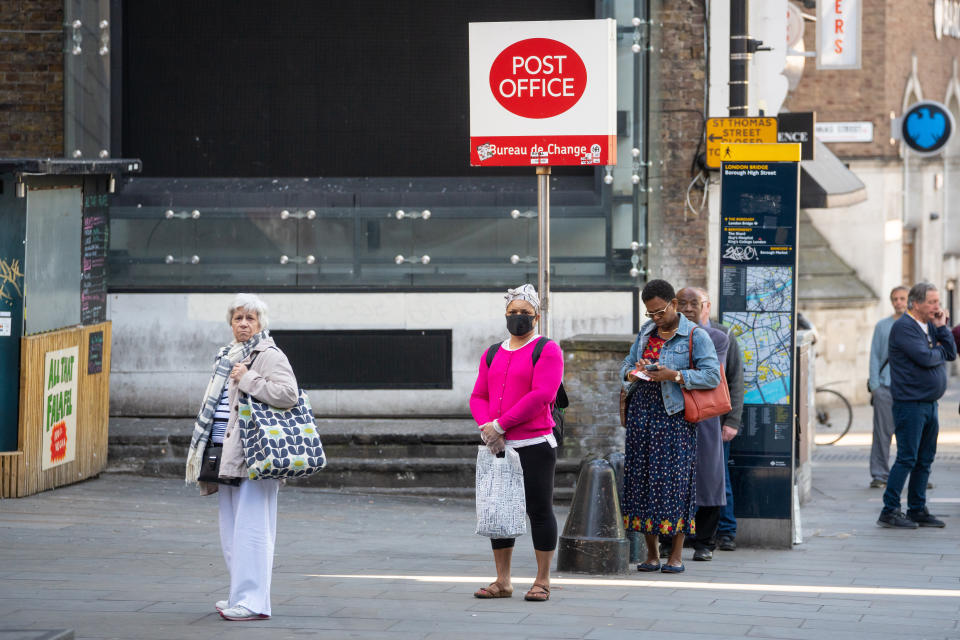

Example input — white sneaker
[219,605,269,621]
[215,600,228,612]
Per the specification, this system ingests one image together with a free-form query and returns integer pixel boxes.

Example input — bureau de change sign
[469,19,617,167]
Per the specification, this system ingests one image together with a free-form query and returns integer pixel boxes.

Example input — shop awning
[799,141,867,209]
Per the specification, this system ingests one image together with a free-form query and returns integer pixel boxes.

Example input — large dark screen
[122,1,595,177]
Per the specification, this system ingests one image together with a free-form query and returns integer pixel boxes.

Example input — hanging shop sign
[817,0,861,70]
[777,112,815,160]
[469,19,617,167]
[705,118,778,169]
[935,0,960,40]
[900,100,956,157]
[719,142,801,521]
[786,2,805,49]
[42,345,79,470]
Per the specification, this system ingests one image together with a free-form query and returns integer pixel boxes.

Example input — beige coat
[214,337,299,482]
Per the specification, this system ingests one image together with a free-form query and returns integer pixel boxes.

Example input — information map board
[719,154,799,520]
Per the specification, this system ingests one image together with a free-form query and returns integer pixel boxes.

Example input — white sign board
[817,0,861,70]
[815,121,874,142]
[469,19,617,167]
[935,0,960,40]
[42,346,79,470]
[0,311,10,337]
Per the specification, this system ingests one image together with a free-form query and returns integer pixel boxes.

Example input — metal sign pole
[537,166,551,337]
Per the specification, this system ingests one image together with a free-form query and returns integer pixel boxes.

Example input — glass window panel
[64,0,111,159]
[552,218,606,257]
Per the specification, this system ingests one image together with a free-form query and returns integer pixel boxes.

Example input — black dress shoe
[717,535,736,551]
[908,510,945,528]
[693,548,712,561]
[877,510,919,529]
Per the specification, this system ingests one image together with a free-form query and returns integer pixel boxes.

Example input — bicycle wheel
[813,387,853,445]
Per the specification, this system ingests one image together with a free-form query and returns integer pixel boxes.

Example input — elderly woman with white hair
[469,284,563,602]
[184,293,298,621]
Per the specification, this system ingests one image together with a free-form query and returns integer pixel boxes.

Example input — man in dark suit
[877,282,956,529]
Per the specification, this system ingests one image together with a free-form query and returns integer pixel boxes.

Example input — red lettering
[835,19,844,34]
[50,421,67,462]
[834,39,843,54]
[834,0,843,12]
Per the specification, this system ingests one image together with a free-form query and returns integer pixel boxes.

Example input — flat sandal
[474,582,513,599]
[524,583,550,601]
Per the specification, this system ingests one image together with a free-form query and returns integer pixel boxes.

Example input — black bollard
[603,451,641,563]
[556,458,629,574]
[604,451,625,499]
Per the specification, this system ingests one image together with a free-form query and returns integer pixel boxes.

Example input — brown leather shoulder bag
[681,327,732,423]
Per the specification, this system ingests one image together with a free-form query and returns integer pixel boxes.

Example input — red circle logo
[488,38,587,119]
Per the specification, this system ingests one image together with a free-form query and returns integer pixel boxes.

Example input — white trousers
[218,479,280,616]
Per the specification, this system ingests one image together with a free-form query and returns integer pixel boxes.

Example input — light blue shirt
[868,315,896,391]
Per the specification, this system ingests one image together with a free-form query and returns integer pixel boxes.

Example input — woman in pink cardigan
[470,284,564,603]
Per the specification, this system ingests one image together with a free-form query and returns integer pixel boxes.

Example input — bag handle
[688,326,696,370]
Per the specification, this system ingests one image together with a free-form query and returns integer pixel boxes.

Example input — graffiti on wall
[0,258,24,306]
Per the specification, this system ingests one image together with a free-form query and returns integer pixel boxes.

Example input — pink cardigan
[469,338,564,440]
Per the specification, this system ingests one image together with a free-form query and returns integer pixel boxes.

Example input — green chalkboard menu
[81,176,109,325]
[88,330,104,375]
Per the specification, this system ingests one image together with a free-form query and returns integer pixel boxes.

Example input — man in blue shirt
[868,286,908,488]
[877,283,957,529]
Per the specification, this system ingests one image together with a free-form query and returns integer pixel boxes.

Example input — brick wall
[784,0,960,159]
[0,0,63,157]
[558,334,633,459]
[647,0,710,290]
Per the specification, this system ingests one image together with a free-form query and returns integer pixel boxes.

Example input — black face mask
[506,314,536,336]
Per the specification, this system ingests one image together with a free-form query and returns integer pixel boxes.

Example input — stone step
[0,631,74,640]
[105,417,584,500]
[106,455,580,498]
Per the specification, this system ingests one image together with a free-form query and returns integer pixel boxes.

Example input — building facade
[782,0,960,402]
[4,0,711,417]
[8,1,951,416]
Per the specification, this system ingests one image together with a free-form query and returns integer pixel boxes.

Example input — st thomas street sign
[469,19,617,167]
[705,117,778,169]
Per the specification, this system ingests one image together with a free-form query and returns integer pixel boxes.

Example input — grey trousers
[870,385,895,482]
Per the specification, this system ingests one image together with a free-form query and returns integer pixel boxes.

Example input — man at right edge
[877,282,956,529]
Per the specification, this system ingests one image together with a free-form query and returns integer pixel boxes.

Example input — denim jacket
[619,313,722,417]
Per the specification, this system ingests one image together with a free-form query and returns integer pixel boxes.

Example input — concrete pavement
[1,395,959,640]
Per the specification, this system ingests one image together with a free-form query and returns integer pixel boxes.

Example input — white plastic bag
[475,446,527,538]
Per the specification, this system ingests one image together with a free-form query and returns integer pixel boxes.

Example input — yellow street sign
[719,143,801,163]
[705,117,778,168]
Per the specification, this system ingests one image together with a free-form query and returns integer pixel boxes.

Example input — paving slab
[3,393,960,639]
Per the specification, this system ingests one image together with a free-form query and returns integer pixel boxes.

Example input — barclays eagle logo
[906,108,947,149]
[902,101,954,155]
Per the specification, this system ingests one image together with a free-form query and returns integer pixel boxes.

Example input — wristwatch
[674,371,683,383]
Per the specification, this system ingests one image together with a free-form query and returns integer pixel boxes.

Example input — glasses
[644,305,670,319]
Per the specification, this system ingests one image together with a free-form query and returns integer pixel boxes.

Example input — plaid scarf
[184,329,268,484]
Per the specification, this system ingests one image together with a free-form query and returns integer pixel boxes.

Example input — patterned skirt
[621,380,697,536]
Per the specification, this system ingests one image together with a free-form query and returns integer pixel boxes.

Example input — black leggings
[491,442,558,552]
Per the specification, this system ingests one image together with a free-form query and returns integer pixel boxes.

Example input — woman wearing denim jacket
[619,279,721,573]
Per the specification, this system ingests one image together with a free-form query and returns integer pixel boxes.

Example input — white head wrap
[505,284,540,313]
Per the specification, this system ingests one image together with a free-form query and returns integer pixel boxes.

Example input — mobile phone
[644,363,660,371]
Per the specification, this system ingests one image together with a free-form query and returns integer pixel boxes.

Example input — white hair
[227,293,270,329]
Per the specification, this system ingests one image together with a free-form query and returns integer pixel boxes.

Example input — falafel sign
[42,346,78,470]
[469,19,617,167]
